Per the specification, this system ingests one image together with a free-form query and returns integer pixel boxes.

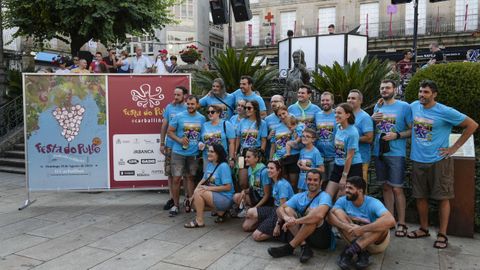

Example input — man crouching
[267,169,332,263]
[328,176,395,270]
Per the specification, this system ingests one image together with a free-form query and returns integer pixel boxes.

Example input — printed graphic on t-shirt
[274,131,290,150]
[183,123,201,142]
[317,122,334,141]
[300,117,315,130]
[376,114,397,134]
[242,129,258,147]
[335,139,346,159]
[300,159,312,174]
[203,132,222,146]
[413,116,433,142]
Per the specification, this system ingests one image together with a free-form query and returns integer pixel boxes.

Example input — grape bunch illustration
[52,105,85,142]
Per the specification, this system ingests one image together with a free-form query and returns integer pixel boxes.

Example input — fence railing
[0,96,24,141]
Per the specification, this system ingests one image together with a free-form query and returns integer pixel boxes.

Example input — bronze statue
[285,49,310,104]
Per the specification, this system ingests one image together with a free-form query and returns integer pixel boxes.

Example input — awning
[34,52,59,63]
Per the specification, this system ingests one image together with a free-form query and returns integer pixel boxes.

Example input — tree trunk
[69,34,89,57]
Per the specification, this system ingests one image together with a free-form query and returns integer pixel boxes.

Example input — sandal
[184,219,205,229]
[184,197,192,213]
[395,224,408,237]
[433,233,448,249]
[407,227,430,239]
[214,212,230,223]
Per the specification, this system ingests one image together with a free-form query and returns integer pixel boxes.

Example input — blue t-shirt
[203,162,234,198]
[232,89,267,112]
[333,196,388,225]
[229,115,242,131]
[410,101,466,163]
[271,122,291,160]
[199,93,235,120]
[272,178,294,207]
[297,147,324,191]
[247,165,271,198]
[170,111,206,156]
[354,110,374,163]
[289,123,305,156]
[288,102,321,130]
[286,191,332,216]
[163,103,187,148]
[373,100,412,157]
[237,118,268,149]
[314,111,336,159]
[334,124,362,166]
[200,120,236,159]
[265,113,281,132]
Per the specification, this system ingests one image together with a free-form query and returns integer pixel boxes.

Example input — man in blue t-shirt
[231,75,267,118]
[314,91,336,184]
[347,90,374,184]
[267,170,332,263]
[167,96,206,217]
[371,79,412,237]
[329,176,395,270]
[407,80,478,249]
[160,86,188,211]
[288,85,321,131]
[199,78,235,120]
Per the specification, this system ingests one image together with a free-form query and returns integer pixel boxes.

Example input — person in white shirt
[55,58,70,74]
[154,49,171,74]
[130,47,152,73]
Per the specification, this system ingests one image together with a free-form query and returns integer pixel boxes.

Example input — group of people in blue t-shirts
[159,76,478,269]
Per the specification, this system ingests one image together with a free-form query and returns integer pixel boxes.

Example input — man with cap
[155,49,171,74]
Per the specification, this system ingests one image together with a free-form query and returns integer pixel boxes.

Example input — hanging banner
[24,75,109,190]
[107,75,190,189]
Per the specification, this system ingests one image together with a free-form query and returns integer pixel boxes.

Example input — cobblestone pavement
[0,172,478,270]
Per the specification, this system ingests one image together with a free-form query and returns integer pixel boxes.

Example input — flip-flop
[433,233,448,249]
[395,224,408,237]
[184,219,205,229]
[184,198,192,213]
[407,227,430,239]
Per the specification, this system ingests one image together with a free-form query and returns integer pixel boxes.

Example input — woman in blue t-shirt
[116,50,130,73]
[246,160,294,240]
[230,99,246,131]
[326,103,363,198]
[185,144,234,228]
[232,148,272,219]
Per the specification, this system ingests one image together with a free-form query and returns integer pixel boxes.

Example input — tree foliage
[3,0,177,55]
[193,47,278,96]
[311,57,391,108]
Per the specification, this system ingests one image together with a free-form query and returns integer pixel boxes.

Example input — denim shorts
[171,153,200,177]
[212,192,233,211]
[374,156,405,187]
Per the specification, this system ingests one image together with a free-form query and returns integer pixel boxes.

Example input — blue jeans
[374,156,406,187]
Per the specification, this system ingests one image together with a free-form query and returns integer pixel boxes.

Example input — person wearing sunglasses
[231,75,267,118]
[297,128,324,192]
[199,105,236,169]
[185,144,234,228]
[200,78,235,120]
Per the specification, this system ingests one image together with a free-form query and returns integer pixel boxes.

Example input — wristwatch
[396,132,401,139]
[342,171,348,177]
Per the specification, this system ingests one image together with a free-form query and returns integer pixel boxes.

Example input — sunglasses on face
[207,110,218,114]
[245,106,254,110]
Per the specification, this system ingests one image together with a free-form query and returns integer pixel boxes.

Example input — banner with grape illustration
[107,75,190,189]
[24,74,108,190]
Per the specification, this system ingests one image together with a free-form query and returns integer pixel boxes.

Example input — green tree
[3,0,177,56]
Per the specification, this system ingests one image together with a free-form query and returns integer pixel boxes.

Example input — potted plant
[179,45,203,64]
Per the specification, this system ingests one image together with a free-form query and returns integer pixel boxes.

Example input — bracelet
[342,171,348,177]
[395,132,401,139]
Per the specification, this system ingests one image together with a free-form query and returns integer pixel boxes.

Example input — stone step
[4,150,25,158]
[0,165,25,174]
[13,143,25,151]
[0,158,26,167]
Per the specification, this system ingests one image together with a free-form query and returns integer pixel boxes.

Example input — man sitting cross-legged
[328,176,395,270]
[267,169,332,263]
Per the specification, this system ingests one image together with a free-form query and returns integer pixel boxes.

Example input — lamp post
[0,0,6,105]
[412,0,419,72]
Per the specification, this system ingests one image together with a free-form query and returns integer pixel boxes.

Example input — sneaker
[355,250,370,270]
[267,244,294,258]
[168,206,179,217]
[163,198,174,210]
[299,244,313,263]
[237,208,247,218]
[336,251,355,270]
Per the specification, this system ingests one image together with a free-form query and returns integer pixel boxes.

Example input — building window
[172,0,194,21]
[281,11,296,39]
[318,7,336,34]
[405,0,426,35]
[359,2,379,37]
[166,31,196,59]
[456,0,479,31]
[126,35,155,56]
[244,15,260,46]
[250,0,259,3]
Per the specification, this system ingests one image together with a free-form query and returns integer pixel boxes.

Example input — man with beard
[407,80,478,249]
[288,85,320,131]
[328,176,395,270]
[231,75,267,118]
[347,90,374,184]
[167,96,206,217]
[161,86,188,211]
[371,80,412,238]
[267,169,332,263]
[314,91,336,185]
[199,78,235,120]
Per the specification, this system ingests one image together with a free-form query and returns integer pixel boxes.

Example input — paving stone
[0,234,49,257]
[148,262,197,270]
[28,213,109,238]
[441,235,480,257]
[207,252,270,270]
[381,260,438,270]
[16,226,114,261]
[383,235,439,268]
[439,252,480,270]
[91,239,183,270]
[88,222,171,253]
[31,246,116,270]
[153,217,214,245]
[0,254,42,269]
[0,218,56,241]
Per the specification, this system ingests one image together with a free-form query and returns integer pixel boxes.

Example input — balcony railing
[0,96,23,141]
